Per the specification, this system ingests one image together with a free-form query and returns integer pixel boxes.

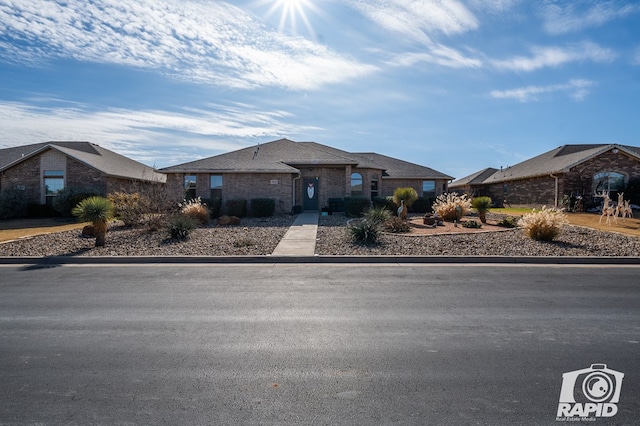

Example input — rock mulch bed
[0,216,295,257]
[0,213,639,258]
[315,214,640,257]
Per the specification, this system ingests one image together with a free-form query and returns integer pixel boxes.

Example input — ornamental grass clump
[519,206,568,241]
[347,219,380,245]
[432,193,472,221]
[179,197,209,225]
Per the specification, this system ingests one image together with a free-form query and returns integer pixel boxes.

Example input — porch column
[345,165,351,196]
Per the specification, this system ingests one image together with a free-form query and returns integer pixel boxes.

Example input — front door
[303,178,319,211]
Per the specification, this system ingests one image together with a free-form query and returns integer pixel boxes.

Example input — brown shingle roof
[0,141,166,182]
[354,152,454,180]
[481,144,640,184]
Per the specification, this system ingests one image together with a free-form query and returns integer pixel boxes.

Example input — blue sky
[1,1,639,179]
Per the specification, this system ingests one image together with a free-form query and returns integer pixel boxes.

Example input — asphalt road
[1,263,639,425]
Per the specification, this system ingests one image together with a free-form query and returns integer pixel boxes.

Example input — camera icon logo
[557,364,624,420]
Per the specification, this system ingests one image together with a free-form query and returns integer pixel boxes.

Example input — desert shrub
[71,196,114,247]
[226,199,247,217]
[343,197,371,218]
[372,196,396,212]
[471,196,492,223]
[347,219,380,245]
[168,214,197,240]
[108,192,149,226]
[250,198,275,217]
[462,220,482,229]
[145,214,166,232]
[432,193,472,221]
[410,197,432,213]
[497,216,519,228]
[179,197,209,225]
[364,206,392,225]
[519,206,568,241]
[0,189,28,219]
[393,187,419,208]
[52,187,101,217]
[201,197,222,218]
[383,217,411,233]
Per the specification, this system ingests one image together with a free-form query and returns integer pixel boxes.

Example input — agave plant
[72,196,114,247]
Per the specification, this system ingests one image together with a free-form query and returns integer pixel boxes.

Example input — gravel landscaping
[316,214,640,257]
[0,213,639,258]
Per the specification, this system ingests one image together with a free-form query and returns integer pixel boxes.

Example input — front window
[422,180,435,198]
[44,170,64,205]
[184,175,197,199]
[593,172,625,194]
[210,175,223,199]
[351,172,363,196]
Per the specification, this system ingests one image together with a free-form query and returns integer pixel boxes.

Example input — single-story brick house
[0,141,166,208]
[450,144,640,208]
[160,138,453,213]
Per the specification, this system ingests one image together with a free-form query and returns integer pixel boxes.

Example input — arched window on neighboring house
[351,172,363,196]
[593,172,625,195]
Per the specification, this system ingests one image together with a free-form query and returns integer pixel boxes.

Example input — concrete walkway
[271,211,319,256]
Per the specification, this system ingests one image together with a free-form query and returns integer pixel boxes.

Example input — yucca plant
[72,196,114,247]
[364,206,392,225]
[471,196,492,223]
[393,187,418,219]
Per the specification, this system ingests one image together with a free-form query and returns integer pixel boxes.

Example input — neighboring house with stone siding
[160,138,453,213]
[0,141,166,208]
[450,144,640,208]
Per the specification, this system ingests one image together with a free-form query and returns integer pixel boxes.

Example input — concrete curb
[1,255,639,265]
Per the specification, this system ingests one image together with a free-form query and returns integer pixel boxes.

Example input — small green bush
[383,217,411,233]
[497,216,519,228]
[226,199,247,217]
[343,197,371,218]
[462,220,482,229]
[519,207,568,241]
[0,189,28,219]
[347,219,380,245]
[364,206,392,225]
[168,214,197,240]
[250,198,275,217]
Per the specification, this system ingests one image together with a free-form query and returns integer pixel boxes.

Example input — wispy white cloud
[345,0,481,69]
[540,1,640,35]
[490,79,595,102]
[347,0,479,42]
[388,44,482,68]
[492,42,615,72]
[0,0,376,90]
[0,101,321,166]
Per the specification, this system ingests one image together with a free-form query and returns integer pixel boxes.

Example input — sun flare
[259,0,321,37]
